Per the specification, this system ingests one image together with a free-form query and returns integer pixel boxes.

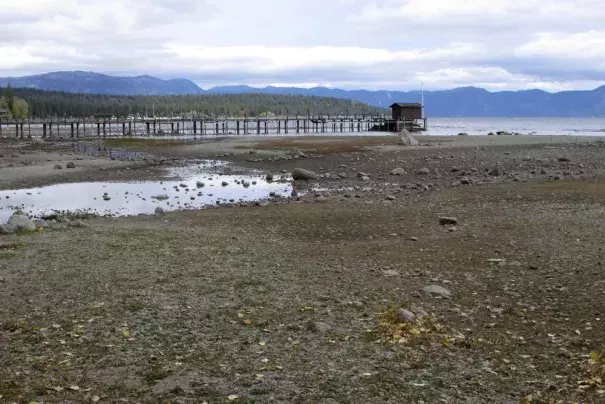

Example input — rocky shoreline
[1,134,604,403]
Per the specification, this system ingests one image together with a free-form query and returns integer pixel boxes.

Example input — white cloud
[516,31,605,62]
[0,0,604,90]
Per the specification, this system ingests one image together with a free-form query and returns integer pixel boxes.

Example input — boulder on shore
[398,129,419,146]
[423,284,452,298]
[438,216,458,226]
[0,212,36,234]
[292,168,317,181]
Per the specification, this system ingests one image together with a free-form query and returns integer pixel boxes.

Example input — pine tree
[5,83,15,117]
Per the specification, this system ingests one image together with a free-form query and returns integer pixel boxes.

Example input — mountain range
[2,71,605,117]
[0,71,201,96]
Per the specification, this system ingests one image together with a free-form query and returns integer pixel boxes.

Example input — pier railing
[0,116,428,138]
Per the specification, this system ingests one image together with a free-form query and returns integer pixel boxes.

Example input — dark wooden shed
[390,103,423,120]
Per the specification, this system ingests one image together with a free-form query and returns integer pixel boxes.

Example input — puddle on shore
[0,163,294,221]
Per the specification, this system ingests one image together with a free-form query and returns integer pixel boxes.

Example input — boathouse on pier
[380,103,426,132]
[390,103,423,120]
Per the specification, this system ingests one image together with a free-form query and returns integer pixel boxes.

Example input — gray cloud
[0,0,604,91]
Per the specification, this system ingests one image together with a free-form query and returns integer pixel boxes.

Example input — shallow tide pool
[0,164,294,222]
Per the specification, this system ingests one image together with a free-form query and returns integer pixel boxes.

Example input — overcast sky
[1,0,604,91]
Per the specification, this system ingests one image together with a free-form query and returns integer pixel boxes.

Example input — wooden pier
[0,116,428,138]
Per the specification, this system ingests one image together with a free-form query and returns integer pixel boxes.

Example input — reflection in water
[0,164,294,222]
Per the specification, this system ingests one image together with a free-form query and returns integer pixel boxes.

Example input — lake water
[424,117,605,137]
[0,164,294,222]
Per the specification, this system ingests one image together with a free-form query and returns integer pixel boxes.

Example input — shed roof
[390,103,422,108]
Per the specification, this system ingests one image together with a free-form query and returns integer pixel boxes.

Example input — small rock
[154,194,169,201]
[460,177,471,185]
[409,237,418,241]
[396,308,416,324]
[196,181,205,188]
[265,173,274,182]
[292,168,317,181]
[423,284,452,298]
[382,270,400,277]
[386,195,396,201]
[308,321,332,334]
[410,305,429,319]
[155,207,165,215]
[221,181,229,186]
[417,167,430,175]
[315,196,328,203]
[457,132,469,136]
[66,162,76,169]
[53,164,63,170]
[390,168,406,176]
[558,157,571,162]
[438,217,458,226]
[488,167,501,177]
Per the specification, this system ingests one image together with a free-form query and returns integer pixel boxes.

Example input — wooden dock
[0,116,428,138]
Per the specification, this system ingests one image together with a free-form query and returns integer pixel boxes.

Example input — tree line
[0,85,30,119]
[1,87,386,119]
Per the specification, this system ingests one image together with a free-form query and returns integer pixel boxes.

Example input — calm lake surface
[425,117,605,136]
[0,165,294,222]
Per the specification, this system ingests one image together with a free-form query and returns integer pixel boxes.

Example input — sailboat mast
[421,82,425,118]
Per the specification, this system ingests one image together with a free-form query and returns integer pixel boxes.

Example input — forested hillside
[3,88,385,118]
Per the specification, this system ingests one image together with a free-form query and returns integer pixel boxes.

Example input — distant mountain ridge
[205,84,605,117]
[2,71,605,117]
[0,71,202,96]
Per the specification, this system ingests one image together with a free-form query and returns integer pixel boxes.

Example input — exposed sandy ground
[100,134,605,157]
[0,140,177,190]
[1,134,605,403]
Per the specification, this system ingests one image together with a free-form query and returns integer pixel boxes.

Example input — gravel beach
[1,134,604,403]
